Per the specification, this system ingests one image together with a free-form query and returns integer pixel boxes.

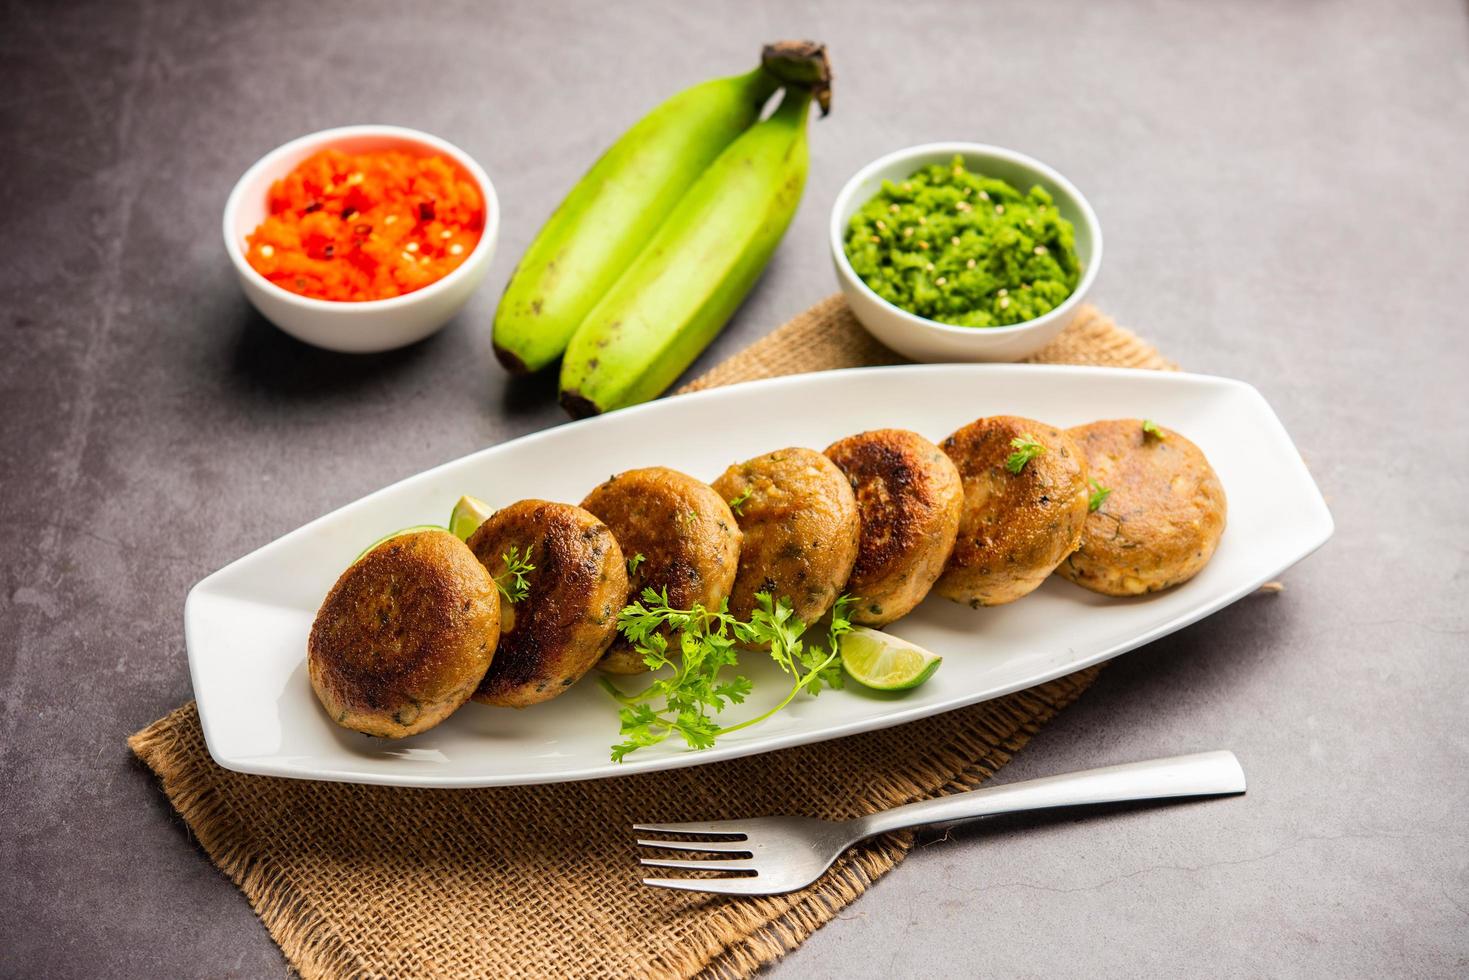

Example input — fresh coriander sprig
[1142,419,1165,440]
[626,553,645,576]
[718,594,854,738]
[1088,479,1112,513]
[600,588,853,762]
[1006,434,1046,473]
[494,545,534,604]
[727,486,753,515]
[600,589,747,761]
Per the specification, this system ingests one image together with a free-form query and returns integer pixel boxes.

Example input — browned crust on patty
[825,429,963,625]
[308,529,500,738]
[712,447,860,631]
[580,467,742,674]
[1057,420,1227,595]
[936,415,1090,607]
[465,499,628,706]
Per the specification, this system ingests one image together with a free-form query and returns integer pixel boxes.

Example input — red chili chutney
[245,148,484,302]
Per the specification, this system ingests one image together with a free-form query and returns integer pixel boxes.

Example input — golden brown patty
[712,447,860,629]
[465,499,628,707]
[308,529,500,738]
[935,416,1090,607]
[1057,420,1227,595]
[825,429,963,626]
[580,467,742,674]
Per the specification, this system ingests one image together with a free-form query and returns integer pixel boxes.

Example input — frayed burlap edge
[130,708,371,979]
[679,297,1175,395]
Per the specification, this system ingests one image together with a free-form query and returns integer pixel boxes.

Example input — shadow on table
[901,594,1287,850]
[1079,590,1291,732]
[225,303,437,400]
[496,362,562,421]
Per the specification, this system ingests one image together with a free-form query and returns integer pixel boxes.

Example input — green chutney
[844,156,1081,327]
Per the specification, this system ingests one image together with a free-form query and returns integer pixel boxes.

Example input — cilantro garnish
[727,486,753,515]
[1005,434,1046,473]
[493,545,534,604]
[600,589,853,762]
[1088,479,1112,512]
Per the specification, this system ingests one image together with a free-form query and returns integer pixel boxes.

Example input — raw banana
[559,84,819,418]
[492,56,789,374]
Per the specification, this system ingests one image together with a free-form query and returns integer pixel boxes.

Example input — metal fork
[635,750,1246,895]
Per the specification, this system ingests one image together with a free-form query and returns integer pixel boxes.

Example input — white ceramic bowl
[222,125,498,353]
[830,142,1102,363]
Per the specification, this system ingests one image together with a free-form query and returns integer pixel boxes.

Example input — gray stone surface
[2,0,1465,975]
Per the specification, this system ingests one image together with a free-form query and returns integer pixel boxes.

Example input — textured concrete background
[2,0,1466,976]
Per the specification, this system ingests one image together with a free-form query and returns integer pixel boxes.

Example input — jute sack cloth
[131,297,1174,979]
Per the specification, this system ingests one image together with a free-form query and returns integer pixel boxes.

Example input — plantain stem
[760,40,833,115]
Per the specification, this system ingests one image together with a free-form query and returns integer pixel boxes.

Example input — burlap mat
[131,297,1173,979]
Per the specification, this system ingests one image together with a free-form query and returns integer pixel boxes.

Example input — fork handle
[856,750,1246,838]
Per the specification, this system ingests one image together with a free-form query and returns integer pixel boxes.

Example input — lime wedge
[449,495,495,541]
[839,626,942,691]
[354,525,446,563]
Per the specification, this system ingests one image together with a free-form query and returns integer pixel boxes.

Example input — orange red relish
[245,148,484,302]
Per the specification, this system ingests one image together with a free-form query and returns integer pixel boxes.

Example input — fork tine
[638,856,752,872]
[641,876,769,896]
[631,821,747,837]
[635,837,751,853]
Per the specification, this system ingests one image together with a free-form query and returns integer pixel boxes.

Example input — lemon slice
[354,525,446,562]
[839,626,942,691]
[449,495,495,541]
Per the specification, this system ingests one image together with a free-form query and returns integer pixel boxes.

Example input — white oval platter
[186,364,1332,788]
